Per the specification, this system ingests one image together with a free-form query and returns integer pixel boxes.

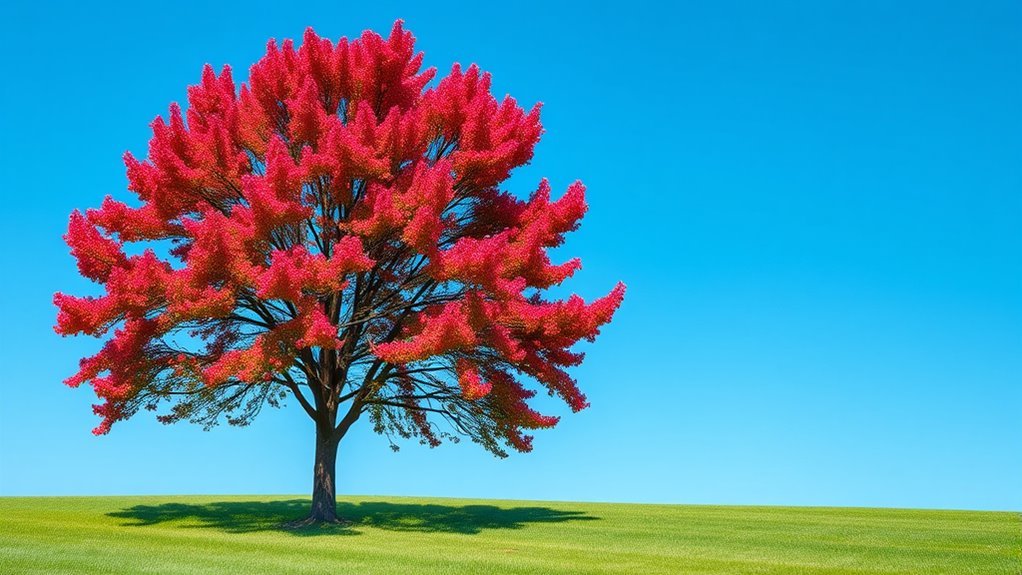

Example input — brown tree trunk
[308,425,340,523]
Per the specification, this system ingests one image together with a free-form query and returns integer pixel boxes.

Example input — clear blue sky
[1,0,1019,511]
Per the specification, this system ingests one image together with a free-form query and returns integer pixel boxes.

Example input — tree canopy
[55,22,624,468]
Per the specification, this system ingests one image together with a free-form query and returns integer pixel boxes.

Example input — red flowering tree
[55,22,624,524]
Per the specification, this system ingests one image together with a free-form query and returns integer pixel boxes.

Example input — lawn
[0,495,1018,574]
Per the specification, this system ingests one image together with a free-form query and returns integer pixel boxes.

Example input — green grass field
[0,495,1018,574]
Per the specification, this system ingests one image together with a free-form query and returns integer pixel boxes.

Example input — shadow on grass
[108,499,598,536]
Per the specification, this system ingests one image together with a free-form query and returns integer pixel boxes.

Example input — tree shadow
[108,499,598,536]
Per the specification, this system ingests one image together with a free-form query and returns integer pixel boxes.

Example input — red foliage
[55,22,624,454]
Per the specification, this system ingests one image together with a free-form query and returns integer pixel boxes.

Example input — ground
[0,495,1018,574]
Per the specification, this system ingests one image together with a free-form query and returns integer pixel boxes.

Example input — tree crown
[55,22,625,456]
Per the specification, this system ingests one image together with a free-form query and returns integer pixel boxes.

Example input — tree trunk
[308,425,340,523]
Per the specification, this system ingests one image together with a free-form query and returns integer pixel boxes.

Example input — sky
[1,0,1019,511]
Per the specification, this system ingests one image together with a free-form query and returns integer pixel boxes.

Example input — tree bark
[308,425,340,523]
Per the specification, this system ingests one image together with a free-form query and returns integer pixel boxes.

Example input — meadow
[0,495,1018,574]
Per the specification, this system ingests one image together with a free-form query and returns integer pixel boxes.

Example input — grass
[0,495,1018,574]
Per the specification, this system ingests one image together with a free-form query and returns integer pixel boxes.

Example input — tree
[54,22,625,524]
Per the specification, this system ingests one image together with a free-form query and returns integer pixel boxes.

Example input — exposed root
[281,516,352,530]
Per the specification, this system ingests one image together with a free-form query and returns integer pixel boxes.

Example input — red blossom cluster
[55,22,624,453]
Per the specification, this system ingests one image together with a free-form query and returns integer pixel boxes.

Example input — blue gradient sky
[1,1,1019,511]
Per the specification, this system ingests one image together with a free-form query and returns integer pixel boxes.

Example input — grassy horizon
[1,495,1019,574]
